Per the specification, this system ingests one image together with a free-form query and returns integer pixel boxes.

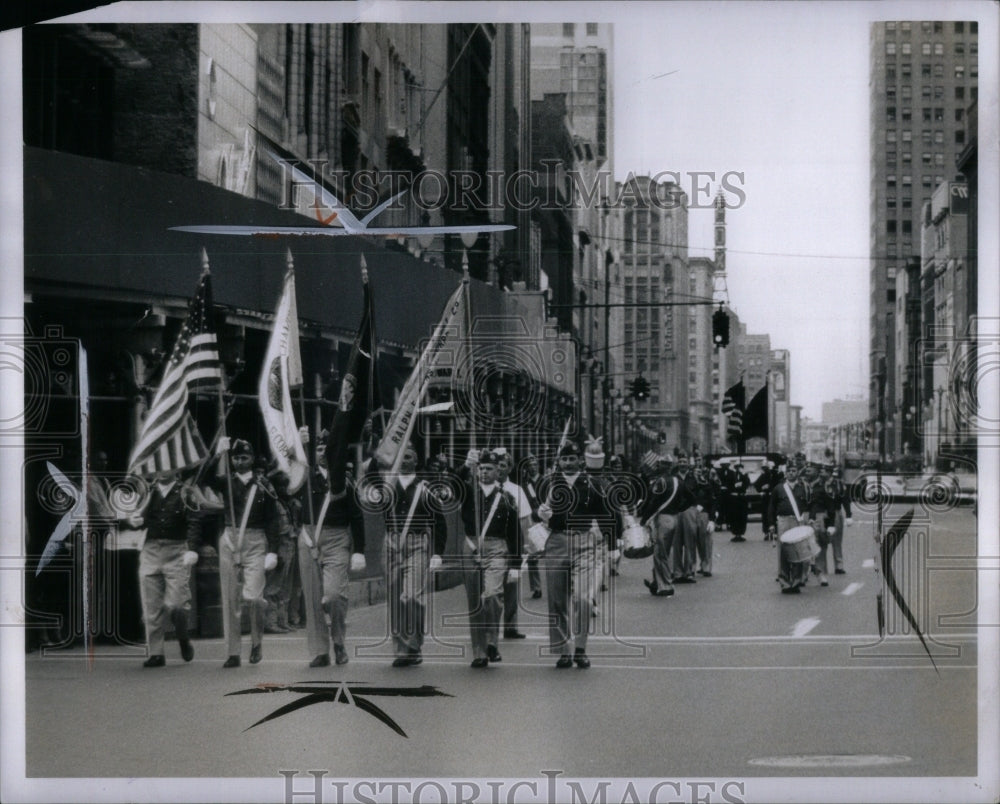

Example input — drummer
[639,455,695,596]
[767,463,822,594]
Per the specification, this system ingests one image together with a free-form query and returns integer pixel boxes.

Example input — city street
[23,505,981,785]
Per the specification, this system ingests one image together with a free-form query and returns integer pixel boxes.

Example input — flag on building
[326,261,380,493]
[722,380,745,440]
[373,279,468,471]
[128,268,222,477]
[259,263,309,493]
[742,385,769,442]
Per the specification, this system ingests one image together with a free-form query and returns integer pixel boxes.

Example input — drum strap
[783,482,802,521]
[643,478,679,528]
[480,489,503,539]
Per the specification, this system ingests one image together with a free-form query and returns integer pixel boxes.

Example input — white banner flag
[259,267,308,492]
[374,281,468,470]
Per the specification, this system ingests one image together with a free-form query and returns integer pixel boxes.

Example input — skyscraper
[868,20,978,425]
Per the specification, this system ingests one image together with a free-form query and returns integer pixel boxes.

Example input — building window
[954,21,965,33]
[956,130,965,145]
[922,152,932,165]
[934,43,944,56]
[586,23,598,35]
[887,196,897,209]
[886,107,896,123]
[902,175,912,186]
[922,107,932,122]
[886,42,897,55]
[921,63,931,77]
[955,64,965,79]
[922,176,932,188]
[887,220,897,234]
[902,197,912,209]
[934,63,944,77]
[901,85,912,99]
[933,21,943,33]
[887,175,897,188]
[901,62,912,78]
[901,21,911,33]
[886,130,897,143]
[886,87,897,101]
[922,129,932,144]
[934,107,943,121]
[955,43,965,55]
[971,42,978,55]
[563,23,575,37]
[971,22,978,33]
[921,86,932,100]
[886,65,896,81]
[921,21,932,34]
[934,86,944,99]
[886,151,897,166]
[934,130,943,144]
[955,86,964,100]
[935,153,944,166]
[901,108,912,122]
[886,21,896,32]
[902,220,912,235]
[902,151,912,164]
[901,42,911,55]
[971,64,978,79]
[901,129,912,142]
[921,42,931,56]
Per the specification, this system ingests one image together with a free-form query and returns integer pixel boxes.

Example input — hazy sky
[613,3,875,420]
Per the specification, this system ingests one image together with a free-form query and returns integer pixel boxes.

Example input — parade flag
[741,385,769,442]
[641,450,660,471]
[259,264,309,493]
[722,380,745,440]
[128,269,222,477]
[373,280,467,470]
[326,261,381,493]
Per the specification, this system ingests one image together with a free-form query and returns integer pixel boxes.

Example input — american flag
[128,269,222,477]
[722,380,745,440]
[641,450,660,470]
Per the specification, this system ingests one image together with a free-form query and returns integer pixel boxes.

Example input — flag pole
[462,251,482,554]
[286,249,316,529]
[79,342,93,666]
[203,249,237,531]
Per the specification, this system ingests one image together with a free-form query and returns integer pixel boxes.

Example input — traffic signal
[631,374,651,401]
[712,307,730,347]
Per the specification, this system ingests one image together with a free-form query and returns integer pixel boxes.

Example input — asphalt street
[22,505,982,786]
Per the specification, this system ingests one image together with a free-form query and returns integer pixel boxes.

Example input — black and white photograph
[1,2,998,802]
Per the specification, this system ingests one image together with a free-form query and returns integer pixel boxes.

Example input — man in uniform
[640,455,694,597]
[495,450,532,640]
[670,453,700,583]
[125,468,200,667]
[211,438,283,666]
[768,463,822,594]
[372,445,448,667]
[830,466,853,574]
[296,429,367,667]
[517,453,545,598]
[460,450,521,668]
[536,442,616,669]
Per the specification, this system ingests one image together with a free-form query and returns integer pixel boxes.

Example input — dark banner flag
[326,263,380,493]
[742,385,769,443]
[722,380,745,441]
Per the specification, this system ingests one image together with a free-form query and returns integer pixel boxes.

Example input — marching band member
[371,444,448,667]
[639,455,693,597]
[517,454,545,598]
[727,463,751,542]
[830,466,853,574]
[297,428,367,668]
[768,463,822,594]
[210,438,283,667]
[670,453,700,583]
[460,449,521,668]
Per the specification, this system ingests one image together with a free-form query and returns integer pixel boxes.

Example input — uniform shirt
[461,482,521,567]
[768,479,822,522]
[301,467,365,553]
[208,472,282,553]
[143,482,199,550]
[639,473,695,521]
[382,474,448,556]
[537,471,615,536]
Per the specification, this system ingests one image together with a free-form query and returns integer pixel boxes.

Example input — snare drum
[779,525,816,564]
[526,522,550,555]
[622,522,653,559]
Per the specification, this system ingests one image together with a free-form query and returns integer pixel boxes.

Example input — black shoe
[699,571,712,577]
[788,586,802,594]
[309,653,330,668]
[574,649,591,669]
[334,644,349,666]
[392,656,412,667]
[249,643,262,664]
[504,629,527,639]
[264,625,291,634]
[731,536,746,542]
[835,568,846,575]
[487,645,502,663]
[143,654,165,668]
[655,587,675,597]
[408,648,423,666]
[531,589,543,599]
[643,578,659,596]
[675,576,696,584]
[223,655,241,668]
[555,655,573,669]
[179,639,194,662]
[471,658,489,668]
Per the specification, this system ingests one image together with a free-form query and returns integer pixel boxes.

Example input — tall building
[688,257,717,452]
[529,22,613,173]
[868,20,978,429]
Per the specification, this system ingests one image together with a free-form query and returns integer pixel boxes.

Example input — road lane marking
[792,617,821,637]
[842,582,864,595]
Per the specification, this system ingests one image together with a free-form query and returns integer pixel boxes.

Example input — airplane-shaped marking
[226,680,453,736]
[172,131,513,239]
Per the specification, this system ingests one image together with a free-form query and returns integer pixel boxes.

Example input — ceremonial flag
[259,264,309,493]
[722,380,745,440]
[373,280,468,470]
[128,269,222,477]
[742,385,769,442]
[641,450,660,471]
[327,261,380,493]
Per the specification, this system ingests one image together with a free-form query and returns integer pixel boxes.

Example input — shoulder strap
[783,482,802,521]
[480,489,504,538]
[398,480,425,541]
[643,477,679,527]
[228,482,257,553]
[313,491,334,543]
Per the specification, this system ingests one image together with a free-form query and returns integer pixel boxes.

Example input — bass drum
[622,522,653,559]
